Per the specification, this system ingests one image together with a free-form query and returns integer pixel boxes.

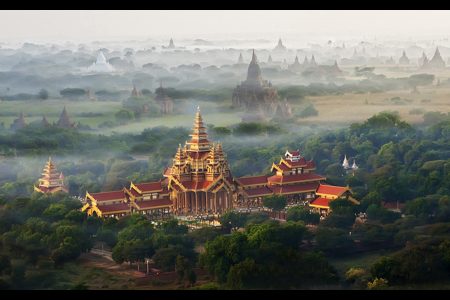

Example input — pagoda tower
[342,154,349,169]
[386,56,395,64]
[238,53,244,64]
[332,60,342,75]
[267,55,273,64]
[164,107,235,215]
[421,56,430,70]
[56,106,76,128]
[351,159,359,170]
[419,52,427,65]
[34,157,69,194]
[154,80,173,114]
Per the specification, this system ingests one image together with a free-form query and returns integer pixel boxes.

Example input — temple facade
[164,107,235,215]
[82,181,172,219]
[232,50,279,118]
[34,157,68,194]
[154,80,173,115]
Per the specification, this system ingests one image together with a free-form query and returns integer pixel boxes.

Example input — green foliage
[218,210,247,231]
[114,109,135,125]
[366,277,388,290]
[286,205,320,224]
[297,105,319,118]
[59,88,86,101]
[68,281,89,290]
[345,268,365,285]
[38,89,49,100]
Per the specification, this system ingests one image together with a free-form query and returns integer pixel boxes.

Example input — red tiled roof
[381,201,404,210]
[97,203,130,213]
[89,190,126,202]
[128,189,141,198]
[134,199,173,209]
[286,150,300,156]
[268,173,325,184]
[273,164,291,172]
[305,160,315,170]
[186,152,210,159]
[163,168,172,176]
[243,186,273,197]
[201,181,214,189]
[235,175,268,186]
[187,139,211,144]
[161,186,169,194]
[309,197,332,208]
[316,184,347,196]
[269,182,320,195]
[284,157,307,167]
[135,181,162,193]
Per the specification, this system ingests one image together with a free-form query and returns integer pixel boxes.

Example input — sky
[1,10,450,42]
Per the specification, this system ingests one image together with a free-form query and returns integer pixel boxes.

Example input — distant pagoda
[34,157,69,194]
[87,50,115,73]
[288,55,303,72]
[267,55,273,64]
[420,55,430,70]
[302,55,310,69]
[41,114,49,126]
[131,85,142,97]
[154,80,173,114]
[9,111,27,131]
[55,106,76,128]
[84,89,97,102]
[386,56,395,64]
[429,47,445,69]
[309,54,318,68]
[274,98,292,118]
[399,50,409,65]
[273,38,287,52]
[331,60,342,75]
[238,53,244,64]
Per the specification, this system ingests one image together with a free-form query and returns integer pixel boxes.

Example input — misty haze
[1,10,450,291]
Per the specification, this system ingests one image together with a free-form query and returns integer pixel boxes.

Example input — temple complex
[9,112,27,131]
[234,150,358,214]
[154,80,173,115]
[55,106,76,128]
[164,107,235,215]
[429,47,445,69]
[231,50,279,116]
[34,157,68,194]
[87,50,115,73]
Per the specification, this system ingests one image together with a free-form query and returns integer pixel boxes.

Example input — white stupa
[342,154,349,169]
[351,159,359,170]
[87,51,115,73]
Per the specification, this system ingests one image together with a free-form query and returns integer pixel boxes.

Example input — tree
[366,277,388,290]
[218,210,247,232]
[59,88,86,101]
[286,205,320,224]
[68,281,89,290]
[0,254,11,274]
[263,194,287,217]
[345,268,366,285]
[38,89,49,100]
[115,109,135,125]
[370,257,396,281]
[83,216,104,237]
